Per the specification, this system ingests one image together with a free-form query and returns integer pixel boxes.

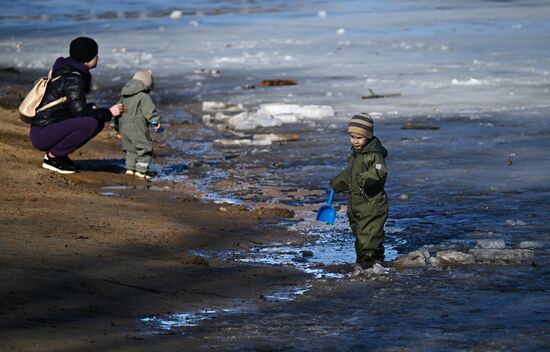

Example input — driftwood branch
[361,89,401,99]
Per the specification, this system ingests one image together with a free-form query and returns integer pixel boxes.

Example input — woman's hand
[110,103,124,117]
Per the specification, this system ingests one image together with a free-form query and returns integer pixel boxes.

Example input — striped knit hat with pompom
[348,112,374,139]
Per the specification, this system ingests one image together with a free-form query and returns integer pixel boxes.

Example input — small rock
[475,239,506,249]
[469,249,534,264]
[301,250,314,258]
[518,241,543,249]
[436,250,475,265]
[393,250,429,267]
[428,256,452,267]
[372,263,386,275]
[292,256,308,263]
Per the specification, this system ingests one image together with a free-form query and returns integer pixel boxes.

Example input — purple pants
[30,117,104,157]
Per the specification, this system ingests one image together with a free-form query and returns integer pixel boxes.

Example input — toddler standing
[330,113,389,276]
[117,69,161,179]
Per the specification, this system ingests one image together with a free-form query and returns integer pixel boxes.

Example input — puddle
[214,211,406,279]
[141,284,311,333]
[263,284,312,302]
[142,309,219,332]
[98,192,117,196]
[101,185,129,190]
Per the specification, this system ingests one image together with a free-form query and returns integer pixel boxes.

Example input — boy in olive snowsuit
[117,70,161,179]
[330,113,389,276]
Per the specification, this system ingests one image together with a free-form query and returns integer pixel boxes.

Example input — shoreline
[0,105,311,350]
[2,66,549,350]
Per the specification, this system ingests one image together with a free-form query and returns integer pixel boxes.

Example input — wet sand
[0,104,309,351]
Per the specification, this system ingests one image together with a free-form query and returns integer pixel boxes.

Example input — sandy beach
[0,102,310,351]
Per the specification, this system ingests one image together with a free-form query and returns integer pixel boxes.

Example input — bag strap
[35,69,81,113]
[36,96,67,112]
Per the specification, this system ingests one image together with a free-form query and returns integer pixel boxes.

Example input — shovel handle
[327,189,335,205]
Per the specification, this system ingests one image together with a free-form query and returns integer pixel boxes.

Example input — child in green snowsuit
[117,70,161,179]
[330,113,389,276]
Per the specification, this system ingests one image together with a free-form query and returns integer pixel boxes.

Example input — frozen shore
[1,0,550,350]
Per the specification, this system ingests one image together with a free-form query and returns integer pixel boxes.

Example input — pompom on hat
[133,69,154,90]
[348,112,374,139]
[69,37,98,63]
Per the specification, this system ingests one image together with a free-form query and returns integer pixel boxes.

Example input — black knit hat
[69,37,98,63]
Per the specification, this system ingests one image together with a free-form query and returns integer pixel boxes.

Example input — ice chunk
[435,251,475,264]
[273,114,299,123]
[392,250,429,267]
[469,249,534,265]
[213,139,252,147]
[371,263,386,275]
[518,241,543,249]
[259,103,334,120]
[213,112,231,122]
[169,10,182,20]
[505,219,527,226]
[227,111,282,131]
[451,78,487,86]
[251,139,273,146]
[253,133,299,143]
[475,239,506,249]
[202,101,227,112]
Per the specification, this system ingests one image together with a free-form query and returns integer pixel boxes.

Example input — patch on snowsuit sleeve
[375,163,382,170]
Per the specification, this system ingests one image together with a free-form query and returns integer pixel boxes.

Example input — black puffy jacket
[31,59,113,127]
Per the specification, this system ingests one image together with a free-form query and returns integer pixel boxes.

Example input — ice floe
[202,101,335,132]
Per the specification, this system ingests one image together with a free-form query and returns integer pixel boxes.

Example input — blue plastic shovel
[316,189,336,225]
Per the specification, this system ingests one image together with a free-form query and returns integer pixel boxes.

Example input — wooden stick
[361,88,401,99]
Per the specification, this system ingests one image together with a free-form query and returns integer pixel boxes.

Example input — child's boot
[134,171,151,180]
